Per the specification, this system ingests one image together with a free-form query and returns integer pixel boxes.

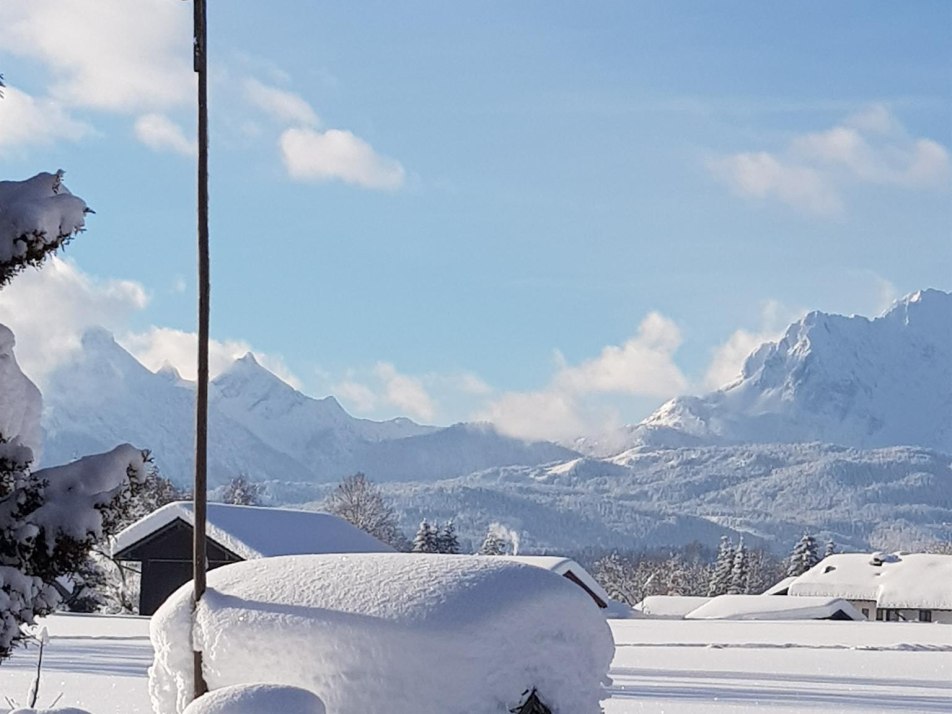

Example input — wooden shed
[112,501,394,615]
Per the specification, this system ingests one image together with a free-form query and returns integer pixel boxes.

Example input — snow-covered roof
[496,555,610,606]
[763,575,797,595]
[112,502,394,560]
[633,595,712,618]
[789,553,952,610]
[685,594,864,621]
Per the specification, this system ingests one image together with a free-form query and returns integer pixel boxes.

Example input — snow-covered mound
[149,553,614,714]
[613,290,952,454]
[183,684,325,714]
[42,329,577,485]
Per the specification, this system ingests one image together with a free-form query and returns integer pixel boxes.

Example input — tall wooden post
[192,0,210,700]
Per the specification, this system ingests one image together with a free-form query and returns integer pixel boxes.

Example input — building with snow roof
[780,552,952,623]
[112,502,394,615]
[685,594,864,621]
[496,555,610,608]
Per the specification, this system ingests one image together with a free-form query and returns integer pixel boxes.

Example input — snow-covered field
[2,614,950,713]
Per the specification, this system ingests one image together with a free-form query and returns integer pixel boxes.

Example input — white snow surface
[149,553,614,714]
[790,552,952,610]
[181,684,325,714]
[3,613,952,714]
[685,594,864,621]
[9,709,92,714]
[0,172,88,267]
[112,502,394,560]
[0,323,42,458]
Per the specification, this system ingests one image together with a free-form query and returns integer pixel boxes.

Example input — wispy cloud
[0,85,93,151]
[134,114,196,156]
[280,127,406,190]
[708,105,950,216]
[244,78,320,127]
[0,0,192,113]
[476,313,688,442]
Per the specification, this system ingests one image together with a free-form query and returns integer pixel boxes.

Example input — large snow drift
[150,553,614,714]
[182,684,325,714]
[685,594,865,621]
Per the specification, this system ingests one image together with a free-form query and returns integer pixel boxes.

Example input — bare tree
[221,474,262,506]
[324,473,404,549]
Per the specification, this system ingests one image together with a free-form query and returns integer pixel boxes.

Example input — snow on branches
[0,171,92,287]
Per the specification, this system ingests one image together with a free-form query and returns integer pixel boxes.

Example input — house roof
[112,502,395,561]
[497,556,611,607]
[633,595,712,618]
[788,552,952,610]
[685,594,864,621]
[763,575,797,596]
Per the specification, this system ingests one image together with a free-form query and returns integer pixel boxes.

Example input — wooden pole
[192,0,210,700]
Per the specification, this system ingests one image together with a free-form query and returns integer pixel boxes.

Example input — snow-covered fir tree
[221,474,262,505]
[787,533,820,576]
[436,520,459,554]
[727,539,749,594]
[477,528,508,555]
[707,535,735,597]
[412,519,440,553]
[0,172,150,658]
[824,539,837,559]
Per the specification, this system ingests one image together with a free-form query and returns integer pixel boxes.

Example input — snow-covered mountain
[40,328,576,485]
[589,290,952,456]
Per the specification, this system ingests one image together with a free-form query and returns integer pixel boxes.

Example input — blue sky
[1,1,949,441]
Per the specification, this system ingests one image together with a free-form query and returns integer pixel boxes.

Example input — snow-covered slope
[611,290,952,454]
[41,329,577,485]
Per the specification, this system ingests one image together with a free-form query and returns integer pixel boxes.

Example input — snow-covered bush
[0,171,149,658]
[150,553,614,714]
[182,684,325,714]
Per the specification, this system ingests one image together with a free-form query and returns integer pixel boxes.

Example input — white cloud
[0,257,300,388]
[556,312,688,397]
[0,0,192,113]
[244,79,319,127]
[0,257,148,385]
[707,151,843,216]
[0,85,92,151]
[709,105,950,216]
[134,113,196,156]
[372,362,436,422]
[280,127,406,190]
[477,313,688,442]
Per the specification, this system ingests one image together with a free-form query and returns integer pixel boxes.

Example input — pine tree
[707,535,734,597]
[727,539,749,594]
[412,519,439,553]
[824,539,836,559]
[478,528,507,555]
[436,520,459,554]
[787,533,820,577]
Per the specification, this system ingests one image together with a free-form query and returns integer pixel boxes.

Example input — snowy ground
[1,614,950,713]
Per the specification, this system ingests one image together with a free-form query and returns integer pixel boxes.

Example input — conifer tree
[436,520,460,554]
[824,539,837,559]
[412,519,439,553]
[727,539,749,594]
[478,528,507,555]
[787,533,820,577]
[707,535,734,597]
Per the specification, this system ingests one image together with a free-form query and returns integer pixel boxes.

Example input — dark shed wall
[115,518,242,615]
